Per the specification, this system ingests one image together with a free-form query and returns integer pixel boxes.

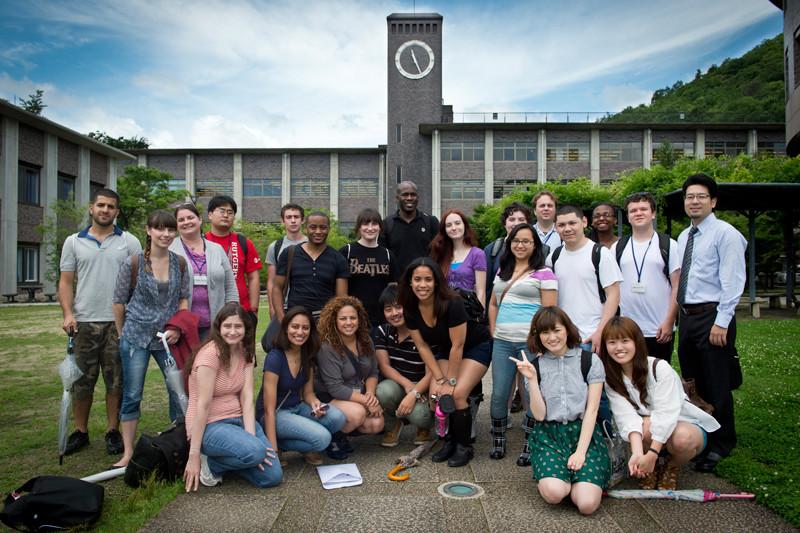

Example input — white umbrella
[58,336,83,465]
[157,331,188,417]
[605,489,755,502]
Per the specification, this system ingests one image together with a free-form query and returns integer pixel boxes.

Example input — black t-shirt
[380,211,439,275]
[340,242,398,326]
[404,295,489,357]
[277,244,349,314]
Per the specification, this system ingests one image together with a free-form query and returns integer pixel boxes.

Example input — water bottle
[435,403,448,438]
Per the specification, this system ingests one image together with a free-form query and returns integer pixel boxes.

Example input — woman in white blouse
[599,317,719,490]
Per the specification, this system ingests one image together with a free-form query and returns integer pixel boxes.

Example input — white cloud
[598,85,653,111]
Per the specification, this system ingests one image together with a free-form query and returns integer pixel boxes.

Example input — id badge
[631,281,646,293]
[193,274,208,286]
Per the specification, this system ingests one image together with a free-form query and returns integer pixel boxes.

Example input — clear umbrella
[605,489,755,502]
[58,336,83,465]
[157,331,188,417]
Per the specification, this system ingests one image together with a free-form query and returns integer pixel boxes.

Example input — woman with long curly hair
[429,209,487,308]
[599,316,719,490]
[183,302,281,490]
[314,296,384,458]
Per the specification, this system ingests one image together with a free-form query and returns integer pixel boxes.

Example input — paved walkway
[143,376,795,533]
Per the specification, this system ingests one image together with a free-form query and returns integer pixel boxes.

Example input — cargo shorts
[72,322,122,400]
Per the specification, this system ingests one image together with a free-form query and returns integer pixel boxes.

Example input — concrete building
[0,99,135,300]
[773,0,800,155]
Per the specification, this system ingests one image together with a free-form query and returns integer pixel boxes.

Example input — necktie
[677,226,699,305]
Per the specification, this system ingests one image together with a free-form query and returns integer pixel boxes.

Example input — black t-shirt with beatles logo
[340,242,398,327]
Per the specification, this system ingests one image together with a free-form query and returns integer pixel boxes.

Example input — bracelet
[647,447,660,456]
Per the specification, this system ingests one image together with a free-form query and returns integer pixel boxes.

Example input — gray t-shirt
[266,235,307,265]
[59,227,142,322]
[535,347,605,423]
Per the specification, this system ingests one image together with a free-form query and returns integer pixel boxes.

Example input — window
[196,177,233,197]
[340,177,378,197]
[494,178,534,200]
[18,164,40,205]
[494,141,536,162]
[396,124,402,143]
[600,142,642,162]
[652,142,694,162]
[757,142,786,157]
[794,30,800,89]
[243,178,281,197]
[166,179,186,192]
[291,178,329,198]
[441,142,484,162]
[442,178,484,200]
[396,165,402,183]
[16,245,39,283]
[546,142,589,162]
[705,141,746,158]
[57,174,75,201]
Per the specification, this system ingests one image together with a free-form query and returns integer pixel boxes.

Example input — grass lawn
[0,304,798,529]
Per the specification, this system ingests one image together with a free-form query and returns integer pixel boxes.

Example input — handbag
[600,419,628,488]
[124,420,189,488]
[1,476,104,532]
[652,360,714,414]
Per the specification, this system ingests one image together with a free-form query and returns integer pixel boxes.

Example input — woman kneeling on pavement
[183,302,281,490]
[256,306,347,466]
[374,283,433,447]
[599,316,719,490]
[397,257,491,468]
[315,296,385,458]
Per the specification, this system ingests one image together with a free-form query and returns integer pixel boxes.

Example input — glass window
[493,178,534,200]
[16,245,39,283]
[494,141,537,162]
[705,141,746,158]
[546,142,589,162]
[442,178,484,199]
[339,177,378,197]
[441,142,484,162]
[652,141,694,162]
[757,141,786,157]
[167,179,186,192]
[18,164,40,205]
[243,178,281,197]
[57,174,75,201]
[600,142,642,162]
[196,176,233,197]
[291,178,330,198]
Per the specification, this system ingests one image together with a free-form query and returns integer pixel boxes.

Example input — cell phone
[318,403,329,412]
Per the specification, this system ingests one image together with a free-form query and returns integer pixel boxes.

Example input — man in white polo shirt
[58,188,142,456]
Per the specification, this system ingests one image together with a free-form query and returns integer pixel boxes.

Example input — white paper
[316,463,363,489]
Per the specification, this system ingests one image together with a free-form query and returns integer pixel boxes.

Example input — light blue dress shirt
[676,213,746,328]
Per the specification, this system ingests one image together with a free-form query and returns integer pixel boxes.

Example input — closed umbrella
[58,336,83,465]
[157,331,188,417]
[605,489,755,502]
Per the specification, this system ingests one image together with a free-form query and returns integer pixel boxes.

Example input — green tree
[654,141,678,169]
[19,89,46,115]
[88,131,150,150]
[116,166,189,241]
[36,199,88,284]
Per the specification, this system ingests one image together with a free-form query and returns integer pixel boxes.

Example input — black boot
[448,408,474,467]
[432,434,456,463]
[490,417,507,460]
[517,415,536,466]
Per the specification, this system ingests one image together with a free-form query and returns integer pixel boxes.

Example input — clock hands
[410,48,422,75]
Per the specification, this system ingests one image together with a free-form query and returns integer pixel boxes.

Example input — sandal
[657,463,680,491]
[638,469,659,490]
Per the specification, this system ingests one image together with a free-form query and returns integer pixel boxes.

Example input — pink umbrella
[605,489,755,502]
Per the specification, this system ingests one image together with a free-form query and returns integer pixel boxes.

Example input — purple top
[184,243,211,328]
[448,247,487,292]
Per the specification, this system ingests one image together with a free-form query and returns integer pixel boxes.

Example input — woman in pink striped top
[183,302,282,490]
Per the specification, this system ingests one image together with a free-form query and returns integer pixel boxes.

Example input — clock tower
[386,13,443,214]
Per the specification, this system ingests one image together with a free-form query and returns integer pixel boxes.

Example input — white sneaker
[199,454,222,487]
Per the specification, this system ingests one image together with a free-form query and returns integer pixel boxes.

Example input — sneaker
[303,452,323,466]
[414,427,433,445]
[199,454,222,487]
[325,440,349,460]
[510,391,523,413]
[338,433,355,454]
[104,429,123,455]
[64,430,89,456]
[381,420,403,448]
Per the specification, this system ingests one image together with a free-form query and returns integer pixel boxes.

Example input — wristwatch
[447,377,457,386]
[414,390,423,401]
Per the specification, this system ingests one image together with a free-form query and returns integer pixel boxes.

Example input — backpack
[1,476,104,532]
[123,420,189,488]
[651,358,715,414]
[455,288,486,324]
[343,243,392,264]
[235,232,249,264]
[615,233,671,283]
[532,349,593,385]
[550,243,606,303]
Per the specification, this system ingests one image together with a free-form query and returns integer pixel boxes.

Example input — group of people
[58,172,746,515]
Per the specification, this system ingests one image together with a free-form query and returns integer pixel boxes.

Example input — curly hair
[429,209,478,278]
[317,296,374,358]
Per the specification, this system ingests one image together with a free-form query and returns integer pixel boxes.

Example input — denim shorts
[435,339,492,366]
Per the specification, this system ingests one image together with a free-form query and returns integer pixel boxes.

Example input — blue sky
[0,0,783,148]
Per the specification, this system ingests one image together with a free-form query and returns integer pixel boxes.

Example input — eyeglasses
[684,193,710,201]
[593,212,614,219]
[214,208,235,216]
[511,239,534,246]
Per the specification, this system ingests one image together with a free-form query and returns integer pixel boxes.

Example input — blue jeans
[275,402,347,453]
[119,337,182,422]
[202,417,282,488]
[490,338,531,419]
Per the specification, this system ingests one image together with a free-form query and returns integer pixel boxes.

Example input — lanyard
[537,225,555,244]
[630,235,653,283]
[181,239,207,273]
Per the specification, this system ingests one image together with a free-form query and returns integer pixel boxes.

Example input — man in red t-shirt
[205,196,262,325]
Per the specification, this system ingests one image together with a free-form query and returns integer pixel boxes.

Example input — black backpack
[614,233,672,283]
[1,476,104,532]
[124,420,189,488]
[455,288,486,324]
[550,243,606,303]
[531,349,593,385]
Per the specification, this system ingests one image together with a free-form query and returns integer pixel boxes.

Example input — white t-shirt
[546,240,623,340]
[266,235,307,265]
[612,234,680,337]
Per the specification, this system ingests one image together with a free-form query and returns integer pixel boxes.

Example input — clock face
[395,40,435,80]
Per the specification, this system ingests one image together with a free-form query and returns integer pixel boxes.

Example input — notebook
[316,463,363,489]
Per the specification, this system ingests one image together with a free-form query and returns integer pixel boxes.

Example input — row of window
[239,177,379,198]
[18,164,100,205]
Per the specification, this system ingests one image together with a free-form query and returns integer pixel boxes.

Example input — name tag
[631,282,646,293]
[193,274,208,286]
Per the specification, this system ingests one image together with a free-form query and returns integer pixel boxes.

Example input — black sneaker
[105,429,123,455]
[64,430,89,455]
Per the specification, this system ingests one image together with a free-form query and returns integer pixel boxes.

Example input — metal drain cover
[437,481,485,499]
